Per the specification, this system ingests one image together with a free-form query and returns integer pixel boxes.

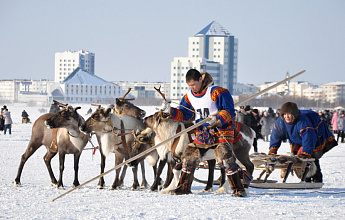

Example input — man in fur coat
[160,69,248,197]
[269,102,338,183]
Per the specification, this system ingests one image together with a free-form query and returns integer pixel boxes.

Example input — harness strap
[170,125,182,157]
[50,128,58,152]
[114,120,130,154]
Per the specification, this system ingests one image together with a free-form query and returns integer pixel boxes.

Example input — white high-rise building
[55,50,95,83]
[170,21,238,100]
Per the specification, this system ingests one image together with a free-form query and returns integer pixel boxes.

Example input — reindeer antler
[91,104,102,109]
[53,100,68,107]
[119,88,135,101]
[154,86,167,101]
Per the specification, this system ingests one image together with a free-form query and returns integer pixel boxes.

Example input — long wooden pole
[52,117,211,202]
[235,70,305,107]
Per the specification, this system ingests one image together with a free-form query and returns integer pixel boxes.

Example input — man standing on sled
[160,69,250,197]
[269,102,338,183]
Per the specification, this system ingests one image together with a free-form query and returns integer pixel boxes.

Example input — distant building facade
[55,50,95,83]
[118,81,170,100]
[257,81,316,97]
[52,68,121,104]
[0,79,58,103]
[232,82,259,96]
[321,81,345,104]
[170,21,238,100]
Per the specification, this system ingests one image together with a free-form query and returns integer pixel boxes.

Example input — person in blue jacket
[269,102,338,182]
[160,69,249,197]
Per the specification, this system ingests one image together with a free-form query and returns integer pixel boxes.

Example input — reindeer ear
[156,115,161,125]
[105,108,112,116]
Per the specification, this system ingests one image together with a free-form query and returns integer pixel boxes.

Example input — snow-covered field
[1,103,345,219]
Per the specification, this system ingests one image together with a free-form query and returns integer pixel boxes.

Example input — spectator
[1,107,13,135]
[337,111,345,143]
[49,102,60,113]
[243,105,259,152]
[331,110,339,137]
[260,112,271,142]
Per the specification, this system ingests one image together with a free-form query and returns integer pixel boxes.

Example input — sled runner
[249,153,324,189]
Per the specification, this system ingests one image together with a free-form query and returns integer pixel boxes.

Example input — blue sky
[0,0,344,86]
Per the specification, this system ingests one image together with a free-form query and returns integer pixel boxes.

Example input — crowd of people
[234,105,345,151]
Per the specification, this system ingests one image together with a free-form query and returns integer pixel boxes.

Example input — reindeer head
[144,112,170,129]
[128,128,155,167]
[114,98,146,119]
[81,107,113,133]
[45,106,85,135]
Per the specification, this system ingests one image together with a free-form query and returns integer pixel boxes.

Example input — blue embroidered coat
[269,110,335,157]
[170,86,242,145]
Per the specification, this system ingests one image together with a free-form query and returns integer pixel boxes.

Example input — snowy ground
[1,103,345,219]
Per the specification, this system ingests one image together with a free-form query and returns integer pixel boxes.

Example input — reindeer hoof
[231,190,247,197]
[13,180,21,187]
[141,181,149,189]
[50,183,58,187]
[96,185,104,189]
[202,186,213,192]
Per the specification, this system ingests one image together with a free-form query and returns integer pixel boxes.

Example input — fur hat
[244,105,251,111]
[252,109,259,114]
[280,102,299,121]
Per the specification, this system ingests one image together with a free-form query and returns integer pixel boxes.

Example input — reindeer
[80,107,158,190]
[13,102,90,188]
[114,88,146,119]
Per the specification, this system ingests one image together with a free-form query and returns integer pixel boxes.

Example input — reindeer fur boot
[169,167,195,195]
[227,172,247,197]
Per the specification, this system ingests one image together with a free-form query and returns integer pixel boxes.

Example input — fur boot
[168,168,195,195]
[227,172,247,197]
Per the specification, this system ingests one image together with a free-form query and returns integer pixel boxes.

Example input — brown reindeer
[13,105,90,188]
[113,87,146,119]
[80,107,158,190]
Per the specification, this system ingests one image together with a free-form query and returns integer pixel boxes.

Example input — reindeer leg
[97,151,106,189]
[131,165,140,190]
[140,160,149,189]
[150,159,166,191]
[96,137,106,189]
[73,152,82,187]
[111,153,124,190]
[163,162,175,189]
[119,160,128,187]
[203,159,216,192]
[13,142,42,186]
[43,150,58,186]
[57,151,66,189]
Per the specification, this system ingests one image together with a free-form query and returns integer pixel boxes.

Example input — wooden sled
[249,153,324,189]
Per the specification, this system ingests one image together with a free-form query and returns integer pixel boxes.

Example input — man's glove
[297,152,311,159]
[159,101,171,114]
[207,115,222,129]
[268,149,277,155]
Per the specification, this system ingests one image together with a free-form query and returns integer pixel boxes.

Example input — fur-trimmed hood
[198,72,214,94]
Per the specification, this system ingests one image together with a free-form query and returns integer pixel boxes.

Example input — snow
[1,103,345,219]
